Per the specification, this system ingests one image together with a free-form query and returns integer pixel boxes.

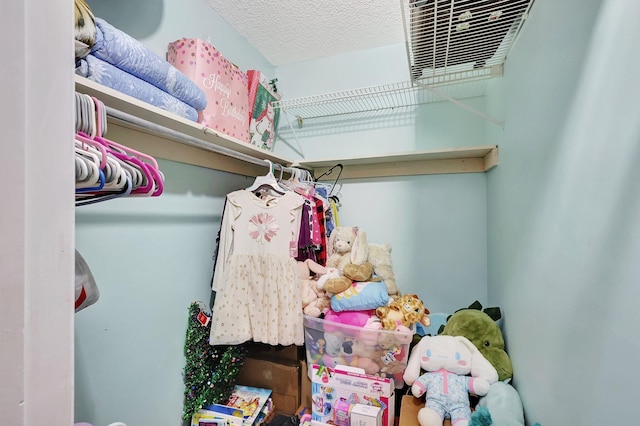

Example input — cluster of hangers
[75,94,164,206]
[247,160,342,201]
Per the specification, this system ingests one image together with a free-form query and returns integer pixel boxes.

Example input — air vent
[402,0,534,84]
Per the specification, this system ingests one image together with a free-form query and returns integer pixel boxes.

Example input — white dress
[210,189,305,346]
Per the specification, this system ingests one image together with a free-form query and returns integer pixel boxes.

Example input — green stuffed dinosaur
[439,301,513,382]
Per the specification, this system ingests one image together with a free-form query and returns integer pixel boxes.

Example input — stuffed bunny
[327,226,398,296]
[403,335,499,426]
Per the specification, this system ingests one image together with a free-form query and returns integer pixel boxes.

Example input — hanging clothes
[210,189,305,346]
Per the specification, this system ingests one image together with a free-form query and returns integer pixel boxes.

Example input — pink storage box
[167,38,249,142]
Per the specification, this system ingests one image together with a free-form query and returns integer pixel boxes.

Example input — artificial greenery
[182,301,247,420]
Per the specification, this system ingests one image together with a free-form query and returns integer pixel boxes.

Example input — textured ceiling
[206,0,405,66]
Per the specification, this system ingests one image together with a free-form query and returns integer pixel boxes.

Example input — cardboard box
[350,403,382,426]
[237,356,301,416]
[245,342,304,362]
[310,364,395,426]
[398,395,451,426]
[301,359,312,409]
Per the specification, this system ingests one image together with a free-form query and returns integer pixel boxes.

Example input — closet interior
[72,0,537,425]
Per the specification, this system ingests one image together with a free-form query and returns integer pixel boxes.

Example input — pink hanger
[91,98,163,196]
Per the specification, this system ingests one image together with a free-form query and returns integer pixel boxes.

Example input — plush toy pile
[300,226,431,385]
[402,301,532,426]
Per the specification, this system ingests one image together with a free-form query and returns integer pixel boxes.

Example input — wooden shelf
[296,145,499,180]
[75,76,498,179]
[74,75,292,177]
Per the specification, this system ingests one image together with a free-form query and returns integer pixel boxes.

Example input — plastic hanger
[90,106,159,196]
[92,98,163,196]
[75,175,133,206]
[246,160,286,195]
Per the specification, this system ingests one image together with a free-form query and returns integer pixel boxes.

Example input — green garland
[182,301,247,420]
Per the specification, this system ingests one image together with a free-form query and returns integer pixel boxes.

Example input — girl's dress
[210,189,305,346]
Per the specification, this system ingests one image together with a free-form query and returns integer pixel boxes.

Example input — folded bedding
[91,17,207,112]
[76,54,199,122]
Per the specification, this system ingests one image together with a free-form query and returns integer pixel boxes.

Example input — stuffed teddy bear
[403,335,499,426]
[297,259,331,317]
[326,226,399,296]
[440,303,513,382]
[376,294,431,330]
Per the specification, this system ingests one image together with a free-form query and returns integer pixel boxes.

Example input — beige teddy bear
[326,226,399,296]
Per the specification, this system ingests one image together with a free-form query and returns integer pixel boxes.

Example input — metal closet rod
[104,106,292,171]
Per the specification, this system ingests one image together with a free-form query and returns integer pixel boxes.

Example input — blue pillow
[330,280,391,312]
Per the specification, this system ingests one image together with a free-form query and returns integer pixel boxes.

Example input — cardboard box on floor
[237,356,301,416]
[245,343,305,362]
[398,395,451,426]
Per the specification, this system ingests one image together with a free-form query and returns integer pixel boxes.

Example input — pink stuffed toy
[298,259,331,317]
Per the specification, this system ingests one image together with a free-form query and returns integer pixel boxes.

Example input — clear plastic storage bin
[303,315,413,388]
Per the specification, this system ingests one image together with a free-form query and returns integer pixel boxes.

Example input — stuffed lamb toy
[403,335,499,426]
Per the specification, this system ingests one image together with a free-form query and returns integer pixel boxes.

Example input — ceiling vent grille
[402,0,535,84]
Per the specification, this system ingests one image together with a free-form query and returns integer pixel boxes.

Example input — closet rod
[104,106,288,170]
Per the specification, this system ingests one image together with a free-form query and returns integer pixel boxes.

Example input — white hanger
[246,160,286,195]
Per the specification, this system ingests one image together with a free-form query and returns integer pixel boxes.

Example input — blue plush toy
[469,406,492,426]
[469,381,542,426]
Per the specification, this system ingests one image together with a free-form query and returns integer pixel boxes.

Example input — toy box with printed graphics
[310,364,395,426]
[167,38,249,142]
[304,315,413,389]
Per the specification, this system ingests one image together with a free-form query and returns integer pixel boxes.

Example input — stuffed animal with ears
[326,226,399,296]
[376,294,431,330]
[403,335,499,426]
[441,303,529,426]
[297,259,331,317]
[440,302,513,382]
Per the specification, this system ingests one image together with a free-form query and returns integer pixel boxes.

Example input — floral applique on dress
[248,212,279,243]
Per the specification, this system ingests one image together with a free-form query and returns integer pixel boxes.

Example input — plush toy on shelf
[297,259,331,317]
[375,293,431,330]
[403,335,499,426]
[326,226,399,296]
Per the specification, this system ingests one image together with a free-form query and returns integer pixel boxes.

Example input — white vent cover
[402,0,535,83]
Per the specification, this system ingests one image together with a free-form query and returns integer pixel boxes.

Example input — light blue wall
[486,0,640,424]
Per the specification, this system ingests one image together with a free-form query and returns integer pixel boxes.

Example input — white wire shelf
[272,77,492,124]
[402,0,535,82]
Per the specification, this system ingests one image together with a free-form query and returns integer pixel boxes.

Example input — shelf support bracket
[415,81,505,128]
